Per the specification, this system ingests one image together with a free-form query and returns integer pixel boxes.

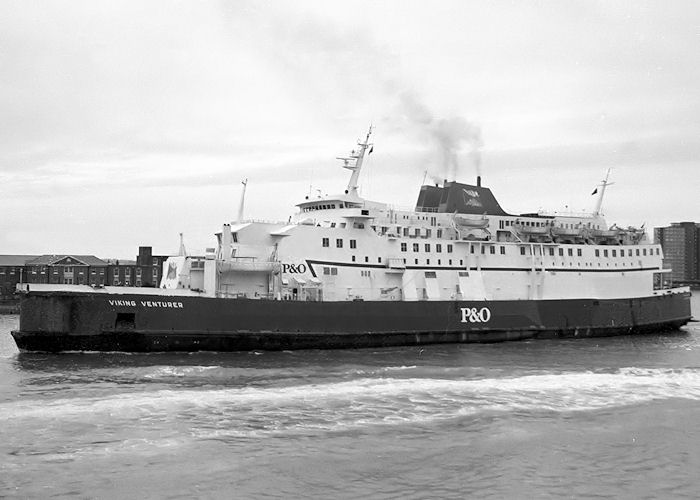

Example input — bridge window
[558,249,564,257]
[577,249,582,257]
[520,247,526,255]
[604,250,608,257]
[322,238,329,247]
[401,243,407,252]
[336,239,343,248]
[612,249,617,257]
[350,239,357,249]
[447,244,453,253]
[500,246,505,255]
[490,246,495,254]
[436,244,442,253]
[425,244,431,252]
[413,243,419,252]
[567,249,573,257]
[595,249,600,257]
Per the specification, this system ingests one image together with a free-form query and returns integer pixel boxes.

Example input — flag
[591,188,598,195]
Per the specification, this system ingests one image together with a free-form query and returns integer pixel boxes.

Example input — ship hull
[11,289,692,352]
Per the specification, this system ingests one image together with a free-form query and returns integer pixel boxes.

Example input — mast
[593,168,614,216]
[178,232,187,256]
[337,126,373,197]
[237,179,248,222]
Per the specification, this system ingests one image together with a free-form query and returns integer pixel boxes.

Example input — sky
[1,0,699,258]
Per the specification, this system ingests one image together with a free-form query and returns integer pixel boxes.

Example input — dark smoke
[397,92,482,182]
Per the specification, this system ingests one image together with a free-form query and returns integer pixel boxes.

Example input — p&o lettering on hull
[460,307,492,324]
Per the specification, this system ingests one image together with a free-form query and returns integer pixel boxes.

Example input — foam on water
[3,368,700,434]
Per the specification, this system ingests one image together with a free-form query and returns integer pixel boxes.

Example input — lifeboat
[454,214,489,228]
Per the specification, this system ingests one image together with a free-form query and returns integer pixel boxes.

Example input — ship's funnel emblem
[462,188,483,207]
[167,262,178,279]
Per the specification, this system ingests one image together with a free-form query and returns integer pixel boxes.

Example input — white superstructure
[163,129,673,303]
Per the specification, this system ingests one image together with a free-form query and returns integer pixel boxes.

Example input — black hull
[11,290,693,352]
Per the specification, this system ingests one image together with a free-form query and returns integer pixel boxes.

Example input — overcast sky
[1,0,699,257]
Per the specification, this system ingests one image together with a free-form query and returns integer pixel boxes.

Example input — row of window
[322,238,359,248]
[401,242,455,253]
[321,238,660,258]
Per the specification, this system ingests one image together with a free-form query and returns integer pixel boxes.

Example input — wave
[3,367,700,427]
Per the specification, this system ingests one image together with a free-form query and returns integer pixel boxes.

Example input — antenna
[593,168,614,216]
[237,179,248,222]
[178,233,187,256]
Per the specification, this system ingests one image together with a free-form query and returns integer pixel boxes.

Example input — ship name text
[108,299,184,309]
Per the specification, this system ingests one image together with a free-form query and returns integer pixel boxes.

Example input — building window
[401,243,407,252]
[490,246,495,254]
[567,249,573,257]
[424,244,430,252]
[152,269,158,279]
[577,249,582,257]
[604,250,608,257]
[136,268,142,277]
[336,239,343,248]
[500,246,505,255]
[350,239,357,249]
[520,247,526,255]
[413,243,419,252]
[558,249,564,257]
[549,248,554,256]
[612,250,617,257]
[447,244,453,253]
[436,244,442,253]
[595,249,600,257]
[125,268,131,277]
[322,238,329,247]
[470,245,475,254]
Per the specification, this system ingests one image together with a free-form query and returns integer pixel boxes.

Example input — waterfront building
[24,255,109,285]
[0,255,39,300]
[654,222,700,283]
[107,246,167,287]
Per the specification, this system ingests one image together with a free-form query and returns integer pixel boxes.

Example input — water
[1,294,699,499]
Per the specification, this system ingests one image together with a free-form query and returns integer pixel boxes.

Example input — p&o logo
[460,307,492,324]
[282,263,307,274]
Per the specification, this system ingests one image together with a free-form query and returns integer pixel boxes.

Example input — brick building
[654,222,700,283]
[0,255,39,300]
[107,247,168,287]
[24,255,109,285]
[0,246,169,299]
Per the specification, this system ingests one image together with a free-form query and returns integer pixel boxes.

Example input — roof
[24,255,109,266]
[0,255,41,266]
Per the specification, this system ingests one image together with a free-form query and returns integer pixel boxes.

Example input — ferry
[11,129,692,352]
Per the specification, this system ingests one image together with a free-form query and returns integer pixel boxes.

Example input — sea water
[1,293,699,499]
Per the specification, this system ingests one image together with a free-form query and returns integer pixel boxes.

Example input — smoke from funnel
[397,92,482,182]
